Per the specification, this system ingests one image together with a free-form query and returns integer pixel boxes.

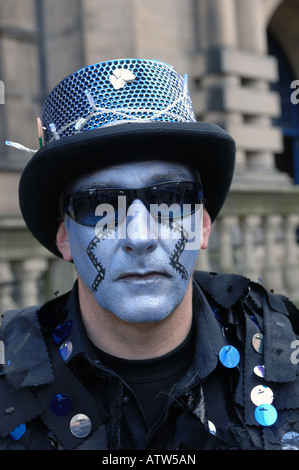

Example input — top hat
[18,58,236,257]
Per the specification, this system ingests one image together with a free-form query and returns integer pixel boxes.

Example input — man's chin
[92,283,189,325]
[109,305,174,325]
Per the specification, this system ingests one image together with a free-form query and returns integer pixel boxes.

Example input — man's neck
[77,278,193,360]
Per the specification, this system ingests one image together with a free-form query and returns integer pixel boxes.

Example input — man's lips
[116,271,171,281]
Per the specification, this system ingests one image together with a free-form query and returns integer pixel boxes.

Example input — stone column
[240,215,261,281]
[262,215,284,292]
[237,0,267,54]
[235,0,287,183]
[0,260,16,313]
[283,215,299,301]
[193,0,286,185]
[81,0,136,64]
[41,0,85,91]
[195,0,246,172]
[0,0,40,163]
[217,216,238,273]
[197,0,238,49]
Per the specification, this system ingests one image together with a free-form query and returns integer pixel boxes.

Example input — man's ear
[56,220,73,261]
[201,207,212,249]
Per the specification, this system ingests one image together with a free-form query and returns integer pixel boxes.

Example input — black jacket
[1,271,299,450]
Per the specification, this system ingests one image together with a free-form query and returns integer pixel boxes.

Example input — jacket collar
[58,278,230,384]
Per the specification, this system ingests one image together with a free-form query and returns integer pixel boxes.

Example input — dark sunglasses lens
[147,183,200,218]
[72,190,125,226]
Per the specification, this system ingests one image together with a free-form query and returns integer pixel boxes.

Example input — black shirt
[94,323,195,430]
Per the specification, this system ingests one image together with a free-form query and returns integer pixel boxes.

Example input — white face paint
[64,161,202,323]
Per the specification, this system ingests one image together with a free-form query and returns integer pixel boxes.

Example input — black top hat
[18,59,236,257]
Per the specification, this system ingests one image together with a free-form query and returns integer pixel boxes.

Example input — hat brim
[19,121,235,257]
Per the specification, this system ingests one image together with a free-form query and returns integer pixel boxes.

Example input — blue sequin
[253,365,265,378]
[212,308,223,323]
[219,345,240,368]
[53,320,73,345]
[50,394,73,417]
[59,340,73,361]
[250,314,259,327]
[8,423,26,441]
[254,404,278,426]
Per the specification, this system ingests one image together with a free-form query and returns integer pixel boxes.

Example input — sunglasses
[63,181,203,227]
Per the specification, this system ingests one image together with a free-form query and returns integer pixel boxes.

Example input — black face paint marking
[86,235,106,292]
[169,227,189,280]
[86,227,114,292]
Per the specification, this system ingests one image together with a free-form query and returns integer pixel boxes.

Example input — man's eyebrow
[67,168,195,192]
[69,181,117,192]
[70,174,193,191]
[142,171,193,185]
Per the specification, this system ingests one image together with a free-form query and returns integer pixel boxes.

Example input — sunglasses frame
[63,180,203,227]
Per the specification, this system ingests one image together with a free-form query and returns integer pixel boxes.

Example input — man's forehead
[68,160,197,191]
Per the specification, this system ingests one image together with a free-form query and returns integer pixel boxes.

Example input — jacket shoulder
[193,270,299,322]
[193,270,250,309]
[0,295,69,389]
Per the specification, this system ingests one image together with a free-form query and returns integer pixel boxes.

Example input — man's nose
[120,200,158,254]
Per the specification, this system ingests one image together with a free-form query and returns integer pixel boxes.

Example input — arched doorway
[268,31,299,184]
[267,0,299,184]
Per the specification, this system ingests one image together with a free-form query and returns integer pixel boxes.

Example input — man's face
[59,160,207,323]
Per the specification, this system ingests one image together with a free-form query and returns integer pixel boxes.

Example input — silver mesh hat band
[41,59,196,144]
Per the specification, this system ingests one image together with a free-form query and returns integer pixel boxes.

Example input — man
[1,59,299,451]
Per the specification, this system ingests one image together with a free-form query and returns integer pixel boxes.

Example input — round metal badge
[250,385,274,407]
[70,414,92,438]
[252,333,264,354]
[281,431,299,450]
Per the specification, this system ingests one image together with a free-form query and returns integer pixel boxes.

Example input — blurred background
[0,0,299,311]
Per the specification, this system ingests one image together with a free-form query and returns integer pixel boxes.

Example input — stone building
[0,0,299,311]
